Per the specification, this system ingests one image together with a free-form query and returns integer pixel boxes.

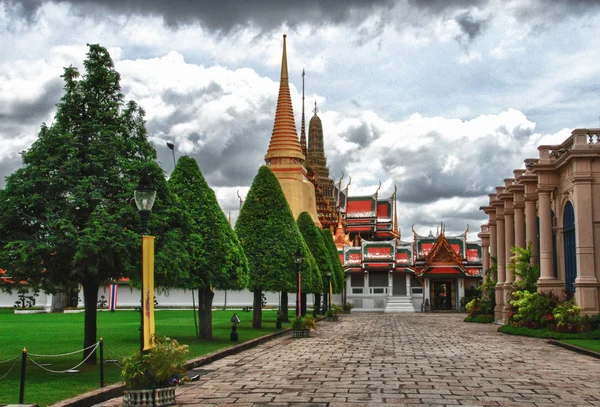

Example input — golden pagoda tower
[265,35,321,228]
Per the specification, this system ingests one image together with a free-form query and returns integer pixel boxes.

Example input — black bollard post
[276,312,282,329]
[99,338,104,388]
[19,347,26,404]
[230,325,238,342]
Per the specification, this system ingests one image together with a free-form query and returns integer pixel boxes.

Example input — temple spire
[265,34,305,163]
[300,69,307,156]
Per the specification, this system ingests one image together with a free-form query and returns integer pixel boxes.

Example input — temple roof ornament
[299,69,307,157]
[265,34,305,162]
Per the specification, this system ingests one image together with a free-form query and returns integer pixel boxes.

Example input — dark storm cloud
[7,0,396,32]
[454,11,488,46]
[0,78,62,124]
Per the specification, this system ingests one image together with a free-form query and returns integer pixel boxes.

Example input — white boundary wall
[1,284,342,311]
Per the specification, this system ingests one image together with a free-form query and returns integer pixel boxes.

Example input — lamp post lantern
[294,249,303,317]
[167,142,176,167]
[134,175,157,352]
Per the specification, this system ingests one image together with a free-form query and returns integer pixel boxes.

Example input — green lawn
[0,308,291,407]
[559,339,600,353]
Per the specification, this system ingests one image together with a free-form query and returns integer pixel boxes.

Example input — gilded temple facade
[480,128,600,322]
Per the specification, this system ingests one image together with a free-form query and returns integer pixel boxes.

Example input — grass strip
[0,308,292,407]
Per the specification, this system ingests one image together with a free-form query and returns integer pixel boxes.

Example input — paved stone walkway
[99,313,600,406]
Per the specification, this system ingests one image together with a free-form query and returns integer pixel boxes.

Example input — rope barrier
[0,363,16,381]
[28,341,99,357]
[0,354,22,364]
[101,343,127,360]
[28,342,100,374]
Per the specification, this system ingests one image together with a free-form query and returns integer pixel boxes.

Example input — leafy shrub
[553,300,582,333]
[121,335,189,389]
[587,313,600,331]
[509,290,558,329]
[343,302,354,312]
[302,315,317,330]
[290,316,304,330]
[466,297,493,318]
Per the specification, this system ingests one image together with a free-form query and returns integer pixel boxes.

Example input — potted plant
[121,334,190,407]
[290,316,305,338]
[326,309,336,321]
[342,302,354,314]
[301,315,317,337]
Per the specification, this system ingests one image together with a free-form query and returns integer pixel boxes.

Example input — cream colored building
[480,128,600,322]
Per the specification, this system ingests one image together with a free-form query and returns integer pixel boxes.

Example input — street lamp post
[325,271,332,313]
[134,174,157,352]
[327,271,333,309]
[295,250,303,317]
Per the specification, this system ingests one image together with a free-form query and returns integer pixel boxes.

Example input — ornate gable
[426,234,463,266]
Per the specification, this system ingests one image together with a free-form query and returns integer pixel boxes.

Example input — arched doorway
[563,201,577,293]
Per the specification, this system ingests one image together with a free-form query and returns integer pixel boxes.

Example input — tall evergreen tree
[235,166,316,328]
[168,156,249,339]
[0,44,189,363]
[296,212,327,309]
[321,228,345,294]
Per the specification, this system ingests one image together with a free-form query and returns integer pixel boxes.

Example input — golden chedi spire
[264,35,320,228]
[265,34,305,162]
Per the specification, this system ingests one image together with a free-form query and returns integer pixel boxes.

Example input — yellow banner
[329,281,332,307]
[142,235,155,350]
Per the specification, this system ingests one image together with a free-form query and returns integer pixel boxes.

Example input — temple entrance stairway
[384,296,415,313]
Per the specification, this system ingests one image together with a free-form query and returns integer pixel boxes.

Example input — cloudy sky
[2,0,600,240]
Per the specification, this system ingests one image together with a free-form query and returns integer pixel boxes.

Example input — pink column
[495,205,505,322]
[537,188,555,282]
[525,195,538,266]
[573,178,599,312]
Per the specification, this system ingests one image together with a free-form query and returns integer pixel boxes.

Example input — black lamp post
[134,174,156,352]
[294,249,303,317]
[325,271,332,313]
[167,142,176,167]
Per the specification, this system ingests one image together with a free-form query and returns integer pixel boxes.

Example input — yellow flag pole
[142,235,155,350]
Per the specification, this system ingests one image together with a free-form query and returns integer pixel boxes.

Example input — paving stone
[95,314,600,406]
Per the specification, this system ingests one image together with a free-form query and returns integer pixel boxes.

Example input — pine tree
[235,166,315,328]
[168,156,249,339]
[0,44,188,363]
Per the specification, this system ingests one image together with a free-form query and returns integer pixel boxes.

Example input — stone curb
[547,339,600,360]
[48,324,301,407]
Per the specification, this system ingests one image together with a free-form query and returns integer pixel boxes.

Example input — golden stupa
[264,35,321,228]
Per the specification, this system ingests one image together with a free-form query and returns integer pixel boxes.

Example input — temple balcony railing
[539,128,600,163]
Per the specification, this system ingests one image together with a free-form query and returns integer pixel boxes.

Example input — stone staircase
[384,296,415,313]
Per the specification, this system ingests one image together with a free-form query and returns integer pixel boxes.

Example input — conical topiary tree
[235,166,316,328]
[321,228,345,295]
[297,212,328,313]
[168,156,249,339]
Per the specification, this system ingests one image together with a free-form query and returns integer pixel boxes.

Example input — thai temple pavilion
[333,190,483,312]
[480,128,600,322]
[267,35,484,312]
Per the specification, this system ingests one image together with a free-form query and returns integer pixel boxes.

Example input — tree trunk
[323,293,328,314]
[82,279,99,364]
[280,292,289,322]
[198,286,214,340]
[252,289,262,328]
[301,293,307,316]
[313,293,321,315]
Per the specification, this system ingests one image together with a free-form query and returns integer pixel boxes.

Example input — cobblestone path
[99,313,600,406]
